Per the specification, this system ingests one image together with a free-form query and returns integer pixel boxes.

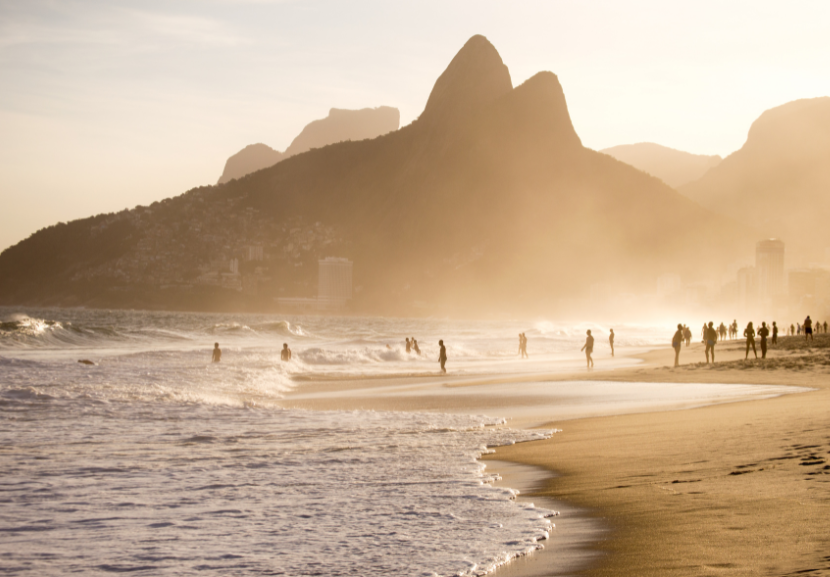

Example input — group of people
[670,314,820,367]
[405,337,422,355]
[211,342,292,363]
[579,328,615,368]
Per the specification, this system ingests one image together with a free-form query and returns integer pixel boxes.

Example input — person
[281,343,292,361]
[701,323,707,343]
[771,321,778,345]
[790,323,795,336]
[718,322,727,341]
[412,338,421,355]
[672,324,684,367]
[705,321,718,363]
[683,325,692,347]
[824,321,828,333]
[797,323,802,335]
[758,322,770,359]
[521,333,528,358]
[438,340,447,373]
[609,328,615,357]
[405,338,412,353]
[744,322,757,359]
[212,342,222,363]
[804,315,814,341]
[731,320,738,340]
[581,330,594,368]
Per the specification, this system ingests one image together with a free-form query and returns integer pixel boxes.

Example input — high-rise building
[318,257,353,308]
[755,239,785,301]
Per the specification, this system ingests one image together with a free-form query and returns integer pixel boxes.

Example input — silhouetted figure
[609,328,615,357]
[718,323,727,341]
[406,338,412,353]
[758,322,770,358]
[672,324,684,367]
[438,340,447,373]
[797,323,802,335]
[412,338,421,355]
[581,330,594,368]
[519,333,528,358]
[771,322,778,345]
[701,323,707,343]
[825,321,828,333]
[790,323,795,336]
[281,343,292,361]
[744,322,757,359]
[683,325,692,347]
[730,320,738,340]
[804,316,813,340]
[212,342,222,363]
[705,322,718,363]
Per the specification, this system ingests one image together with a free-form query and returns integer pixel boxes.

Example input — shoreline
[281,335,829,576]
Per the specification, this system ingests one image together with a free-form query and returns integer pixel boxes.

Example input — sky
[2,0,829,252]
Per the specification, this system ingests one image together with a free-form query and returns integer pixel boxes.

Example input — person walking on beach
[758,322,770,359]
[609,328,615,357]
[212,342,222,363]
[412,338,421,355]
[772,322,778,346]
[790,323,795,336]
[672,324,684,367]
[281,343,292,361]
[718,323,727,341]
[581,330,594,369]
[683,325,692,347]
[744,322,757,359]
[705,322,718,363]
[804,316,814,341]
[438,340,447,373]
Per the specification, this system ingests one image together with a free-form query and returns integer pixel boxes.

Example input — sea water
[0,307,669,576]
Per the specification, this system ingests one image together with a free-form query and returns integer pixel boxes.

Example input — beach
[281,334,830,576]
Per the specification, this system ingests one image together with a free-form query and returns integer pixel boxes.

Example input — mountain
[0,35,752,316]
[679,97,830,261]
[217,107,400,184]
[218,144,284,185]
[601,143,722,188]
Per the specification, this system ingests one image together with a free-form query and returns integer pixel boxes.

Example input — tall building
[755,239,785,301]
[318,257,353,308]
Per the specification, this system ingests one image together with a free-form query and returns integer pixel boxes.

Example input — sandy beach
[280,334,830,576]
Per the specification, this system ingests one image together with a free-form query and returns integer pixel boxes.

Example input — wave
[208,320,311,338]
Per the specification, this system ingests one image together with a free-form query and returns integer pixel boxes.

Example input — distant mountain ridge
[679,97,830,261]
[601,143,722,188]
[0,35,752,315]
[217,106,400,184]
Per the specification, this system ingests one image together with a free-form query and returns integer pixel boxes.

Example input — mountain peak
[420,35,512,127]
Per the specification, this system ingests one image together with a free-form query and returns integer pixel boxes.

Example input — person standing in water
[281,343,292,361]
[609,329,615,357]
[438,340,447,373]
[705,322,718,363]
[521,333,528,358]
[581,330,594,369]
[405,338,412,353]
[758,322,770,359]
[771,321,778,346]
[412,338,421,355]
[212,342,222,363]
[744,322,757,359]
[672,324,684,367]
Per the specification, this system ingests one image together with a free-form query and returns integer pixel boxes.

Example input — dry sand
[281,334,830,576]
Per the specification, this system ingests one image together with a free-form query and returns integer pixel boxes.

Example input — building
[318,257,353,308]
[657,273,681,298]
[737,266,757,308]
[755,239,785,301]
[246,246,264,261]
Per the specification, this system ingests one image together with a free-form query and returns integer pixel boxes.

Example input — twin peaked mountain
[0,36,749,314]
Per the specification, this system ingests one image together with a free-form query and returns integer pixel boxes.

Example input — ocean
[0,307,670,576]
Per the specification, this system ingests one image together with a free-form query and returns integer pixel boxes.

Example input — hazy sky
[2,0,829,251]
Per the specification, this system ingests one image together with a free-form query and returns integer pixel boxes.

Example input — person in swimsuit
[744,322,757,359]
[281,343,292,361]
[672,324,684,367]
[705,322,718,363]
[804,316,813,341]
[758,322,770,358]
[581,330,594,368]
[771,321,778,346]
[609,328,615,357]
[405,338,412,353]
[212,342,222,363]
[438,340,447,373]
[412,338,421,355]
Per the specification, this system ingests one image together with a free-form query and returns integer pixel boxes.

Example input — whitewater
[0,307,669,576]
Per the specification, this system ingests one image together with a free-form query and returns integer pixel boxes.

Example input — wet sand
[281,334,830,576]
